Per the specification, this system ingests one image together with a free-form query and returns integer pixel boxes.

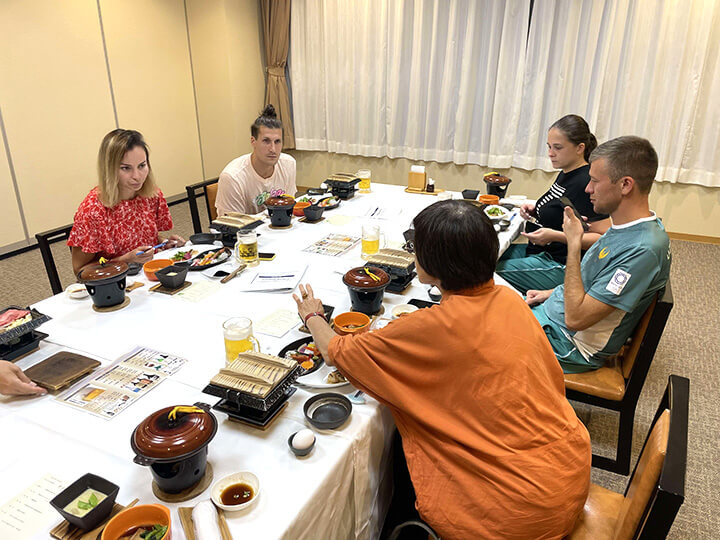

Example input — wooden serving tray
[178,505,233,540]
[24,352,101,391]
[50,498,138,540]
[404,187,444,195]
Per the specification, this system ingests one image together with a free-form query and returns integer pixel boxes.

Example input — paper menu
[0,474,66,540]
[240,266,307,293]
[303,234,360,256]
[57,347,187,420]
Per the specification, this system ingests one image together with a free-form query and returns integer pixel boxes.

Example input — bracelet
[303,311,327,325]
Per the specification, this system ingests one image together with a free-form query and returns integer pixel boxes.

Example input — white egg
[292,429,315,450]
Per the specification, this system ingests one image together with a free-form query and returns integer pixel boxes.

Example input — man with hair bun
[215,104,297,215]
[527,136,671,373]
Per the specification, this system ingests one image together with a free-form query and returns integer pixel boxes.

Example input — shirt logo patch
[598,247,610,259]
[606,269,631,295]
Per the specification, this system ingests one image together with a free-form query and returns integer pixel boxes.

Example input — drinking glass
[235,231,259,266]
[223,317,261,364]
[357,169,371,193]
[361,224,383,259]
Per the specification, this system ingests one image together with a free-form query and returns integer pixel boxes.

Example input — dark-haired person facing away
[215,104,297,216]
[496,115,610,294]
[527,136,671,374]
[293,200,591,539]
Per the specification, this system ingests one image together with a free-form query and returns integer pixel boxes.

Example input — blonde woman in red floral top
[68,129,185,273]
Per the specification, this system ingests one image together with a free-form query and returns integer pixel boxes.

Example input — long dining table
[0,183,523,540]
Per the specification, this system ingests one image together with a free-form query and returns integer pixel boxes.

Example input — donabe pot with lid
[265,196,295,227]
[77,261,129,308]
[131,403,217,493]
[342,266,390,315]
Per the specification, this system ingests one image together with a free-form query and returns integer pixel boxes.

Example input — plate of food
[483,204,511,222]
[316,195,341,210]
[188,247,232,271]
[294,195,341,210]
[169,248,198,263]
[277,336,350,388]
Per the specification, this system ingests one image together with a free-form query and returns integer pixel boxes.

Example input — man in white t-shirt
[215,104,297,216]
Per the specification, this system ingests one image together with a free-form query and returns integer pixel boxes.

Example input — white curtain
[515,0,720,186]
[290,0,530,166]
[291,0,720,187]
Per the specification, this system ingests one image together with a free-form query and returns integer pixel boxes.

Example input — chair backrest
[621,283,673,396]
[35,223,74,295]
[615,375,689,540]
[620,297,657,378]
[206,182,218,222]
[185,177,219,234]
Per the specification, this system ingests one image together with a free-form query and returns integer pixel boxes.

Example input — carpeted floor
[1,200,717,538]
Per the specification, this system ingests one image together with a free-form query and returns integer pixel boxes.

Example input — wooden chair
[568,374,688,539]
[35,224,73,295]
[565,283,673,475]
[185,177,219,234]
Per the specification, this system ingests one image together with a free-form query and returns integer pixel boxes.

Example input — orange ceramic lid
[78,261,128,282]
[132,405,217,459]
[343,266,390,288]
[265,196,295,207]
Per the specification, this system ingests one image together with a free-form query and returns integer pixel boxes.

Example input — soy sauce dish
[211,472,260,512]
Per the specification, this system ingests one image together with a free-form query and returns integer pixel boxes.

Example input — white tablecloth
[0,184,522,540]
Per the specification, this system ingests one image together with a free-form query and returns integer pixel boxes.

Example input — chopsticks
[136,241,168,255]
[221,262,247,284]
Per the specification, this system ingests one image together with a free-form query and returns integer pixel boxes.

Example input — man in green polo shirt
[527,136,671,373]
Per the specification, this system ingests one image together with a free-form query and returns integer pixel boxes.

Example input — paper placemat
[255,309,300,338]
[176,281,221,302]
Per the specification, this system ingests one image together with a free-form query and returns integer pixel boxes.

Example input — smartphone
[258,252,276,261]
[408,298,439,310]
[559,196,589,231]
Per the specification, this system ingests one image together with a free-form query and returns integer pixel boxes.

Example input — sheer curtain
[291,0,720,186]
[515,0,720,186]
[290,0,530,166]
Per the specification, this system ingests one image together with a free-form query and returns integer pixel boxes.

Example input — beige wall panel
[187,0,266,178]
[224,0,266,155]
[186,0,266,177]
[100,0,202,197]
[291,150,720,238]
[0,0,116,237]
[0,128,26,246]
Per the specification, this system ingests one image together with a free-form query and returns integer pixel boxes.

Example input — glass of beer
[222,317,261,364]
[357,169,371,193]
[361,224,383,259]
[235,230,259,266]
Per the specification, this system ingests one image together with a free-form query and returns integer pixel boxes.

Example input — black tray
[384,272,416,293]
[277,336,324,375]
[202,363,302,411]
[212,386,296,427]
[0,306,51,346]
[0,330,48,362]
[188,248,232,271]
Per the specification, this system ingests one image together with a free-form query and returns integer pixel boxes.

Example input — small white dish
[391,304,418,319]
[65,283,89,299]
[211,472,260,512]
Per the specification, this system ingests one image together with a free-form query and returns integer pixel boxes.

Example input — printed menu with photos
[303,234,360,257]
[57,347,187,420]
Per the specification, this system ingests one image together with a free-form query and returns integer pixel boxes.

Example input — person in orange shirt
[294,199,591,539]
